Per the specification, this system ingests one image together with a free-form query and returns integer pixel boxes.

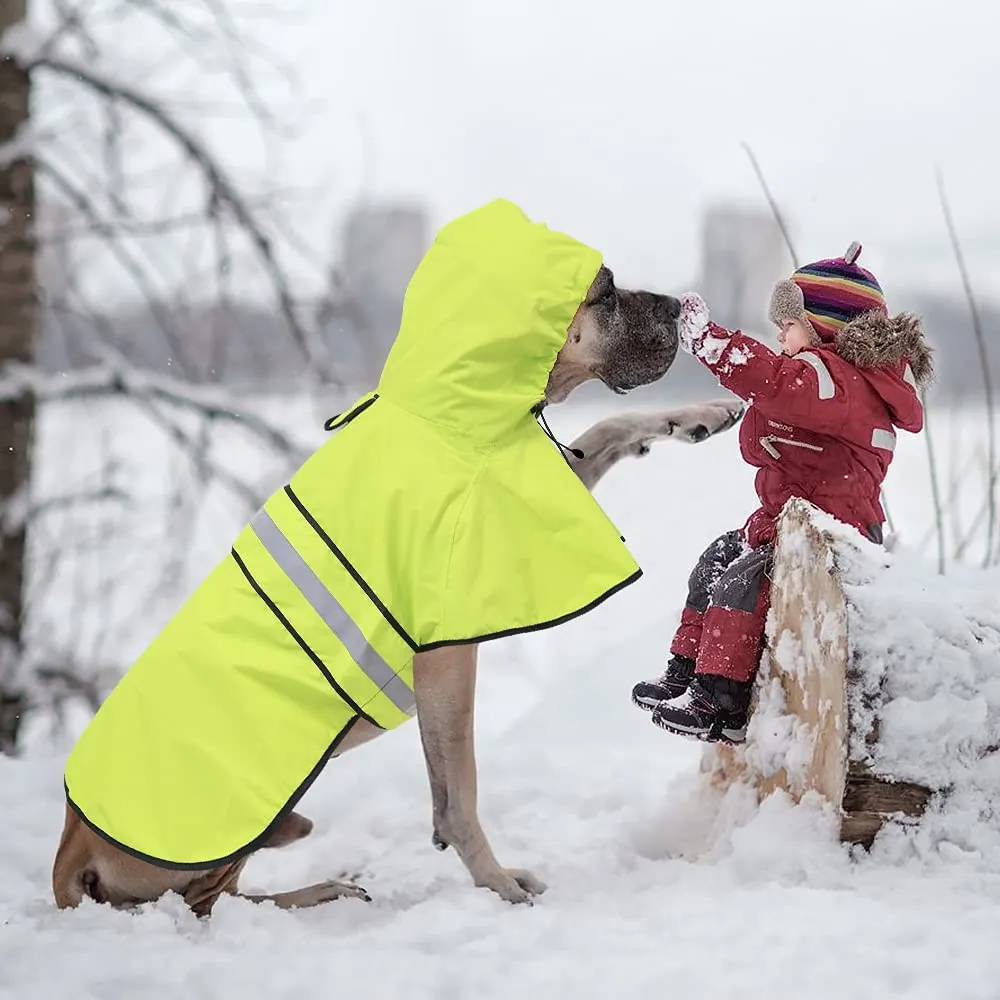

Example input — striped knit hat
[767,242,887,342]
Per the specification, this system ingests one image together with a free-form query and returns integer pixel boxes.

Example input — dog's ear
[585,265,616,304]
[261,811,314,849]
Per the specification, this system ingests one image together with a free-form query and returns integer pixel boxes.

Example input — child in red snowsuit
[631,243,934,743]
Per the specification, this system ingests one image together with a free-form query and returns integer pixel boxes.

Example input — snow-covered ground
[3,391,1000,1000]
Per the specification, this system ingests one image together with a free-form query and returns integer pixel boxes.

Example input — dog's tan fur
[52,270,743,915]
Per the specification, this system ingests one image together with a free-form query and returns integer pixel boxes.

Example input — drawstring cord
[531,401,585,461]
[325,396,586,464]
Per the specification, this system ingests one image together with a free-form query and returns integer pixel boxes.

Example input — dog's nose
[655,295,681,323]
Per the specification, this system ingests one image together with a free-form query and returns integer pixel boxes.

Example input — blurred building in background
[697,203,793,335]
[318,202,431,385]
[32,196,995,401]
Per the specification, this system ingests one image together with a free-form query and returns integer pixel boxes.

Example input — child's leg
[669,530,748,659]
[632,530,746,711]
[652,542,774,743]
[693,542,774,683]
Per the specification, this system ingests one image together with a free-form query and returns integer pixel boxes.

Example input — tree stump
[699,498,934,848]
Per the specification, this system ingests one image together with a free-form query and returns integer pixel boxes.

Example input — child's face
[777,318,814,356]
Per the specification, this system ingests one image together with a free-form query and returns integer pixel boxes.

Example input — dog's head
[545,266,680,403]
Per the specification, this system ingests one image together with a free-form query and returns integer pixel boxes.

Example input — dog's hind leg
[566,398,744,490]
[53,801,367,916]
[187,736,385,915]
[184,860,370,915]
[185,809,371,915]
[234,880,372,910]
[413,644,547,904]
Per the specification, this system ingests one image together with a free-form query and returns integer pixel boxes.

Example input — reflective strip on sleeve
[798,352,835,400]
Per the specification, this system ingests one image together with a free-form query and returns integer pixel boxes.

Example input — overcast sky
[41,0,999,307]
[238,0,992,305]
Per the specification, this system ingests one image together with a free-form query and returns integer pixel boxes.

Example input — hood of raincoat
[377,197,603,444]
[324,196,642,648]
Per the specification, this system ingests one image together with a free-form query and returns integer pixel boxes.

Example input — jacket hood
[836,310,935,387]
[376,198,603,445]
[835,310,935,432]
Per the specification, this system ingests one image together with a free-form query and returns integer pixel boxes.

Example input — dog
[52,265,743,915]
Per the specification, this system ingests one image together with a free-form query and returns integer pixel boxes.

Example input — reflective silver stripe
[798,352,835,400]
[872,427,896,452]
[250,509,415,716]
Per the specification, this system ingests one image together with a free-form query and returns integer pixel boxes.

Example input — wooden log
[841,763,933,849]
[699,498,933,848]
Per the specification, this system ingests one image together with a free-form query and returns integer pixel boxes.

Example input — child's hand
[677,293,711,354]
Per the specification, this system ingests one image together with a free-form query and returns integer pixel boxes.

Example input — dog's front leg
[566,398,745,491]
[413,645,547,904]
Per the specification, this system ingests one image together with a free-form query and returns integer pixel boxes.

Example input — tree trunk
[0,0,37,754]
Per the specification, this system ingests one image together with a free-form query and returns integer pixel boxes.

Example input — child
[631,242,934,744]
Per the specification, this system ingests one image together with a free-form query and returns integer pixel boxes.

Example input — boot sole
[631,688,691,712]
[631,692,664,712]
[651,712,746,745]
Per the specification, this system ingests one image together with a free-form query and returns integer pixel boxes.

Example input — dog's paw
[477,867,548,905]
[506,868,548,896]
[670,399,744,444]
[300,879,372,905]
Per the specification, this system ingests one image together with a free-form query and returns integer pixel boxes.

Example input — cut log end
[840,763,933,848]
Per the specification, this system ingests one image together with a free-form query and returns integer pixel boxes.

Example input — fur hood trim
[835,310,935,389]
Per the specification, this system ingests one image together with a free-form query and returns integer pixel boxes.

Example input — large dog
[52,262,742,916]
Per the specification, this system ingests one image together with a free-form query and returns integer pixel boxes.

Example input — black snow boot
[631,655,696,711]
[651,673,753,744]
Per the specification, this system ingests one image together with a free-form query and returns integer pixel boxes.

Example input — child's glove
[677,292,711,355]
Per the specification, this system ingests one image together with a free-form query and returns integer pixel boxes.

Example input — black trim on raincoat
[65,715,360,872]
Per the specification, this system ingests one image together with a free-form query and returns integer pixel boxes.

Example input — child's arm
[677,294,850,435]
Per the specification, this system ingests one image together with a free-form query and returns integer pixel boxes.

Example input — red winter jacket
[691,312,933,548]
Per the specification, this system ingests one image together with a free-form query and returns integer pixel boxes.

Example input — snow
[696,331,730,366]
[0,20,43,65]
[836,518,1000,806]
[4,393,1000,999]
[676,291,711,352]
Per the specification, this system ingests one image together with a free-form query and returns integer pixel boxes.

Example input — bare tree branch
[921,387,947,575]
[21,50,339,384]
[741,141,799,267]
[0,0,356,747]
[34,154,194,373]
[935,166,996,569]
[0,359,310,462]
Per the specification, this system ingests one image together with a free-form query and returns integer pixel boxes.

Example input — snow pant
[669,530,774,683]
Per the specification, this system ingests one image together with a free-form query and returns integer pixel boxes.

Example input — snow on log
[700,497,1000,849]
